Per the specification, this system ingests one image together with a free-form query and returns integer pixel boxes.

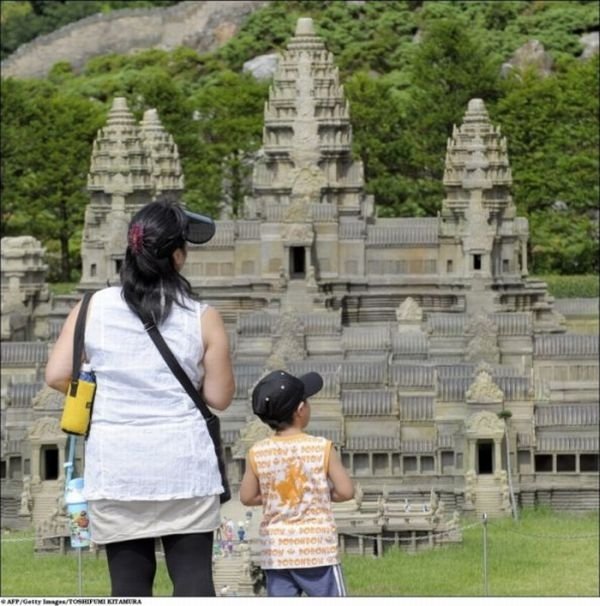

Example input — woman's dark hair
[120,197,195,324]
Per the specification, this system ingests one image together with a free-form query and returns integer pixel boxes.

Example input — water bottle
[65,477,91,548]
[60,363,96,436]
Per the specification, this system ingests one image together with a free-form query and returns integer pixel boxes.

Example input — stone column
[469,440,476,473]
[494,439,502,473]
[58,446,64,481]
[520,238,528,276]
[30,444,41,484]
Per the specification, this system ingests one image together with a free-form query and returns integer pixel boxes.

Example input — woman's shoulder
[91,286,122,303]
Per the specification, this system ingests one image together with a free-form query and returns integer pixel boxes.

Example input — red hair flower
[128,223,145,255]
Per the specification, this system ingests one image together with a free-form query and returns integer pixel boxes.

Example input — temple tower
[139,108,184,196]
[439,99,527,312]
[0,236,50,341]
[242,17,373,289]
[80,98,183,289]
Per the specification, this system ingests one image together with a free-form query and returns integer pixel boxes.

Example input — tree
[187,70,268,216]
[402,17,503,214]
[1,79,104,280]
[492,55,599,273]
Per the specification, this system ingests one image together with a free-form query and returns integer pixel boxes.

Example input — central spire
[246,17,368,220]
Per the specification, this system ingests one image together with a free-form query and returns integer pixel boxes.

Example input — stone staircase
[474,475,505,518]
[213,552,244,596]
[32,481,62,526]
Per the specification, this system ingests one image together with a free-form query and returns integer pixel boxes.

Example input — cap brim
[299,372,323,399]
[184,210,216,244]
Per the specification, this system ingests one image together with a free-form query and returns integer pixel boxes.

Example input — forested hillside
[1,0,598,282]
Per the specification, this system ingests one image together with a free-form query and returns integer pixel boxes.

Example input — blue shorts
[265,564,347,597]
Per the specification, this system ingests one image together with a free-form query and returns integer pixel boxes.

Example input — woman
[46,199,235,597]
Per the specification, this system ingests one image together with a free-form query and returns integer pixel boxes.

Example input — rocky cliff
[1,0,270,79]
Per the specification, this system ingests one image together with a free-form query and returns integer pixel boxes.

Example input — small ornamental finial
[295,17,315,36]
[467,98,485,112]
[112,97,129,111]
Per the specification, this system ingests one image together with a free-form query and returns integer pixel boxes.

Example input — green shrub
[535,274,600,298]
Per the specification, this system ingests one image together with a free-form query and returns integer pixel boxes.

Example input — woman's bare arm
[45,301,81,394]
[200,306,235,411]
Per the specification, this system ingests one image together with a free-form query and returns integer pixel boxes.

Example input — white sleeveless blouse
[82,286,223,502]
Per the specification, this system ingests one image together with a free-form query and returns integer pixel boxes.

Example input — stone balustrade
[535,334,599,357]
[400,396,435,421]
[1,342,49,366]
[346,436,401,451]
[535,404,599,426]
[537,435,599,452]
[342,390,396,416]
[389,364,435,388]
[7,382,44,408]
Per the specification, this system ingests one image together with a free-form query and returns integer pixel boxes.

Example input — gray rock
[507,39,553,77]
[551,200,568,212]
[242,53,279,81]
[580,32,599,59]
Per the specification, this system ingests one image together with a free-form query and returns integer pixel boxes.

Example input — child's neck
[275,424,304,437]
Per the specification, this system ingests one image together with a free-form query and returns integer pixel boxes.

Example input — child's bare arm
[240,457,263,506]
[327,447,354,502]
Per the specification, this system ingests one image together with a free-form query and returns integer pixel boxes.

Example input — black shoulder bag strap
[138,312,231,503]
[69,291,94,396]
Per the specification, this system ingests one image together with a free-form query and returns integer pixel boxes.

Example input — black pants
[105,532,215,597]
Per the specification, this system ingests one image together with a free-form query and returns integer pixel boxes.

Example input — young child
[240,369,354,597]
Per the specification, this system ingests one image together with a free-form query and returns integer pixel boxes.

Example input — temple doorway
[289,246,306,279]
[477,440,494,474]
[41,445,59,480]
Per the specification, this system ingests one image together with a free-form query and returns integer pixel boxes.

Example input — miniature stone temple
[1,18,598,555]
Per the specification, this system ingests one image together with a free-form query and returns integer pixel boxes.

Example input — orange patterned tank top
[248,433,339,569]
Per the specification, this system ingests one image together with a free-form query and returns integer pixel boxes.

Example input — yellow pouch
[60,378,96,436]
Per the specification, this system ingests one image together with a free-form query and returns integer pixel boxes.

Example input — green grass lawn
[344,508,599,596]
[1,508,598,597]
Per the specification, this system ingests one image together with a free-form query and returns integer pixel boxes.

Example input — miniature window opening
[0,460,6,479]
[477,440,493,474]
[473,254,482,271]
[580,454,599,472]
[556,454,576,472]
[534,454,553,473]
[90,263,97,277]
[502,259,509,272]
[446,259,453,273]
[41,445,59,481]
[403,455,417,473]
[517,450,531,473]
[391,453,401,474]
[441,451,454,473]
[421,455,434,473]
[289,246,305,279]
[115,258,123,274]
[9,456,22,480]
[373,453,388,476]
[353,453,369,476]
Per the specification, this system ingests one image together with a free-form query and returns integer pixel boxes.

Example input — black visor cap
[184,210,216,244]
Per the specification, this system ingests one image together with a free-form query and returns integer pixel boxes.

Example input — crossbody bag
[139,312,231,504]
